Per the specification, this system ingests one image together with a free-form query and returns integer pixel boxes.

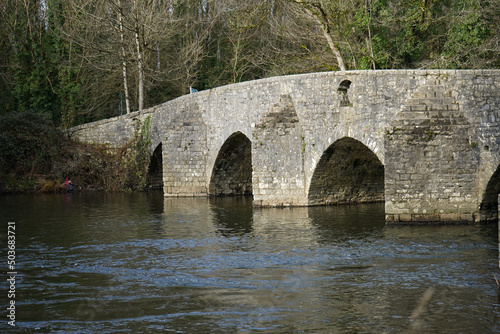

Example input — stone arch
[147,143,163,190]
[209,132,252,196]
[330,125,384,165]
[308,137,384,205]
[480,164,500,223]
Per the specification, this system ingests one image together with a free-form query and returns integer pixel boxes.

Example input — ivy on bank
[0,112,155,193]
[122,116,152,190]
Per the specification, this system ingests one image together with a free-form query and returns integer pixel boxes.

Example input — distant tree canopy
[1,0,499,127]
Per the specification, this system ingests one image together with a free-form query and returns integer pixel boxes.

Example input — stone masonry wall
[252,94,307,206]
[161,98,208,196]
[384,71,499,223]
[68,114,140,149]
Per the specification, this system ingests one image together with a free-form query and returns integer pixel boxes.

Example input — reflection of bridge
[69,70,500,224]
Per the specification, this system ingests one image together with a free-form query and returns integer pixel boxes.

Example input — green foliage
[333,0,498,70]
[1,0,499,192]
[11,43,60,121]
[425,129,437,141]
[122,116,152,190]
[1,0,86,126]
[6,1,58,122]
[0,111,66,177]
[59,67,86,127]
[0,112,155,193]
[441,10,490,68]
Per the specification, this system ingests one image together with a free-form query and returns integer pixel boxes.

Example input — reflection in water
[210,196,253,237]
[0,193,499,333]
[308,203,386,243]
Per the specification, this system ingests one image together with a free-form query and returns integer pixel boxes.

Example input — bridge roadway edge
[67,69,500,225]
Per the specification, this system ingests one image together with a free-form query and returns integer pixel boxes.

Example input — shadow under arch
[480,165,500,223]
[209,132,252,197]
[308,137,384,205]
[147,143,163,190]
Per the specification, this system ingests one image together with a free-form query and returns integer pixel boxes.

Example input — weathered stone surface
[68,69,500,224]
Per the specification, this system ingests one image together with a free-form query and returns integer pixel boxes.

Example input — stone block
[429,104,449,111]
[399,214,412,222]
[422,98,443,105]
[413,91,427,99]
[407,98,421,105]
[409,105,427,111]
[440,213,462,221]
[412,214,440,222]
[460,213,474,222]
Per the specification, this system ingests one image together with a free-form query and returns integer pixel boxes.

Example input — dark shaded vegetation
[0,111,151,193]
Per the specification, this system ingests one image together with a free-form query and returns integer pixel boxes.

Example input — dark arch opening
[147,143,163,190]
[480,165,500,223]
[338,80,352,107]
[209,132,252,197]
[308,137,384,205]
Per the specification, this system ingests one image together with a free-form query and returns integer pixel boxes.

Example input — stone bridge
[69,69,500,224]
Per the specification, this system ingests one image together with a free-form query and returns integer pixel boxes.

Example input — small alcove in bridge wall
[308,137,384,205]
[480,164,500,223]
[209,132,252,196]
[338,79,352,107]
[147,143,163,190]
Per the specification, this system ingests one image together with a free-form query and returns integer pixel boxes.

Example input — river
[1,192,499,333]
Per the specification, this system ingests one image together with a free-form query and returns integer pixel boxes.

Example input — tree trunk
[366,1,376,70]
[135,27,144,111]
[118,0,131,114]
[302,5,346,71]
[319,21,346,71]
[134,0,144,112]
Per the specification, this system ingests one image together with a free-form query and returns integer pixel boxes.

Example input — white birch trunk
[134,0,144,112]
[118,0,131,114]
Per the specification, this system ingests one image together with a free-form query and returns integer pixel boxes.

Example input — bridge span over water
[69,69,500,224]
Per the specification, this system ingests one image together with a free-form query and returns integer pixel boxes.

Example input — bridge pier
[251,94,308,206]
[384,76,481,224]
[162,99,209,197]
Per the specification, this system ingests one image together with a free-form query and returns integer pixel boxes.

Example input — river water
[1,192,500,333]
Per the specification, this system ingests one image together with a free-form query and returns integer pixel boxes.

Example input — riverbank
[0,111,151,193]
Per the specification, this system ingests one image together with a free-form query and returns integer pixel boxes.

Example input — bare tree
[62,0,183,113]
